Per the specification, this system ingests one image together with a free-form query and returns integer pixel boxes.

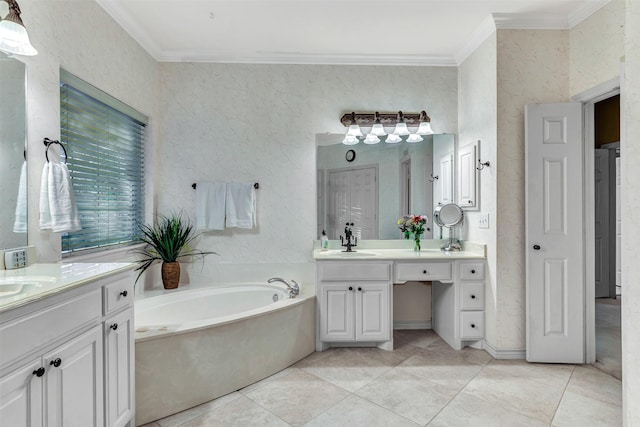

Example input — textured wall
[496,30,570,349]
[570,0,625,97]
[18,0,158,262]
[458,33,498,347]
[622,0,640,422]
[156,63,458,270]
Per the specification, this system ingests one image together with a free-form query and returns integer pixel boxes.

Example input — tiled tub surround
[134,282,316,426]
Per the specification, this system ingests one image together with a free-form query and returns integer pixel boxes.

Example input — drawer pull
[470,324,476,329]
[470,294,476,299]
[358,287,362,291]
[33,367,45,377]
[422,270,428,274]
[110,323,119,330]
[50,358,62,368]
[348,286,353,291]
[120,290,128,297]
[470,269,476,274]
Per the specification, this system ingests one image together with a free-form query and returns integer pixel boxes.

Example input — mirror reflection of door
[400,158,411,216]
[327,166,378,240]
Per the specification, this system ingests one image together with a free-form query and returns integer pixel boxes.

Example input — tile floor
[140,330,622,427]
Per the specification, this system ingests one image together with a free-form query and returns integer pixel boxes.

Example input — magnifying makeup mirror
[434,203,463,251]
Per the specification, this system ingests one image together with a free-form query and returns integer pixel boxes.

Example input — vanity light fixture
[340,110,434,145]
[0,0,38,56]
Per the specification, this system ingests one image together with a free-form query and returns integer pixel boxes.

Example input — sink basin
[0,276,56,298]
[321,250,379,257]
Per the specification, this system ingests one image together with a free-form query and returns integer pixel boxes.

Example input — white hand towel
[13,161,27,233]
[225,182,256,229]
[40,162,81,232]
[195,181,226,230]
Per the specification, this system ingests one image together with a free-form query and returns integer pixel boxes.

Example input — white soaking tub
[134,284,315,426]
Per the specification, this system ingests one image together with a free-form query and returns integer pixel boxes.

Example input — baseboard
[393,321,432,330]
[483,340,526,359]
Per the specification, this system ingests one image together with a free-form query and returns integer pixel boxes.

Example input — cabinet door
[44,325,103,427]
[0,359,43,427]
[355,284,390,341]
[105,308,134,427]
[320,284,355,341]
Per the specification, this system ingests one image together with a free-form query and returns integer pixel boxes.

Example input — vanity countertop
[313,240,486,261]
[0,262,134,313]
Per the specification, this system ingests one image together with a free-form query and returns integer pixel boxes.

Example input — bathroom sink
[320,250,379,257]
[0,276,56,297]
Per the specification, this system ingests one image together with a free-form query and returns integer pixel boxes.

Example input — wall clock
[345,149,356,162]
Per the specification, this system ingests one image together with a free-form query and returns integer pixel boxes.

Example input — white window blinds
[60,70,146,254]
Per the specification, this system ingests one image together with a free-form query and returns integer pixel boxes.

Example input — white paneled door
[525,103,585,363]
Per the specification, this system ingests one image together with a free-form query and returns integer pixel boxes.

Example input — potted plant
[132,212,215,289]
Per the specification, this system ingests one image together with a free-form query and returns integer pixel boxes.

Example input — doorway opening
[592,94,621,379]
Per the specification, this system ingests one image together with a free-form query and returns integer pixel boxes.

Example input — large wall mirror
[316,133,455,240]
[0,53,28,249]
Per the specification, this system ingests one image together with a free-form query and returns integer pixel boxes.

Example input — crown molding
[454,14,496,65]
[492,12,569,29]
[155,51,458,66]
[96,0,163,61]
[568,0,612,27]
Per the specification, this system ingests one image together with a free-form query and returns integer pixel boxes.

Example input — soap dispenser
[321,230,329,251]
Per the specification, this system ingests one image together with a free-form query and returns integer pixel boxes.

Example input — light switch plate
[478,213,490,229]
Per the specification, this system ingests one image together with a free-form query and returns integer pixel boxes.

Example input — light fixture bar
[340,111,431,128]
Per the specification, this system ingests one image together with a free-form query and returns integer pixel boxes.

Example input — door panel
[327,167,378,240]
[321,285,355,341]
[356,285,389,341]
[525,102,584,363]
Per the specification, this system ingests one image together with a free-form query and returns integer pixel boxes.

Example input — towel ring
[43,138,67,163]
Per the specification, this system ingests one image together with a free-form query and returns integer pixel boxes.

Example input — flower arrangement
[397,214,428,251]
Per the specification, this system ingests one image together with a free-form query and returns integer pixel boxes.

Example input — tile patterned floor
[140,330,622,427]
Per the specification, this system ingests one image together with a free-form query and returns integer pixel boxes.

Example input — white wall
[458,33,498,347]
[155,63,458,274]
[622,0,640,423]
[18,0,158,263]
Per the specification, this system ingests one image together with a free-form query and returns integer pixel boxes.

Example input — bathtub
[134,284,315,426]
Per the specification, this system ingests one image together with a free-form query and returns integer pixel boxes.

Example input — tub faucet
[267,277,300,298]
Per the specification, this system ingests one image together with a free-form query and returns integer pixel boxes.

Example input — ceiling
[96,0,610,66]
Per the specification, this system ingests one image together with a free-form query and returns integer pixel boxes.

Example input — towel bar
[192,182,259,190]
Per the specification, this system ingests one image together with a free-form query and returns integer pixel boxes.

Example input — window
[60,70,146,254]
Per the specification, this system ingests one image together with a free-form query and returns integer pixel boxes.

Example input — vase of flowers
[397,214,428,252]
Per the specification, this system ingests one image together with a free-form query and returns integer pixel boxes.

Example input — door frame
[572,74,621,365]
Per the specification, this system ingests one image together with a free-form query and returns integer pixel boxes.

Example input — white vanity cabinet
[0,267,135,427]
[316,261,393,351]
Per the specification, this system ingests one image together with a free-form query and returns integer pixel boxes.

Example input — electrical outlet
[5,248,28,269]
[478,213,490,229]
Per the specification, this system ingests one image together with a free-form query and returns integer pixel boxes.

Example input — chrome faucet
[267,277,300,298]
[340,222,357,252]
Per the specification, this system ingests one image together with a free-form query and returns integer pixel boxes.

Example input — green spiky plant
[132,212,216,284]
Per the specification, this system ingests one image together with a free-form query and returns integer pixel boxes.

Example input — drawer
[0,288,101,367]
[459,311,484,339]
[459,262,484,280]
[395,262,451,282]
[318,262,390,282]
[459,283,484,310]
[103,273,134,315]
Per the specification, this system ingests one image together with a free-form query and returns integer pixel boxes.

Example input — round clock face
[345,149,356,162]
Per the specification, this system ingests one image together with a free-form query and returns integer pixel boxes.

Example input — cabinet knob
[358,287,362,291]
[33,367,45,377]
[533,244,541,250]
[120,290,128,297]
[50,358,62,368]
[471,294,476,299]
[470,324,476,329]
[422,270,428,274]
[110,323,118,330]
[470,269,476,274]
